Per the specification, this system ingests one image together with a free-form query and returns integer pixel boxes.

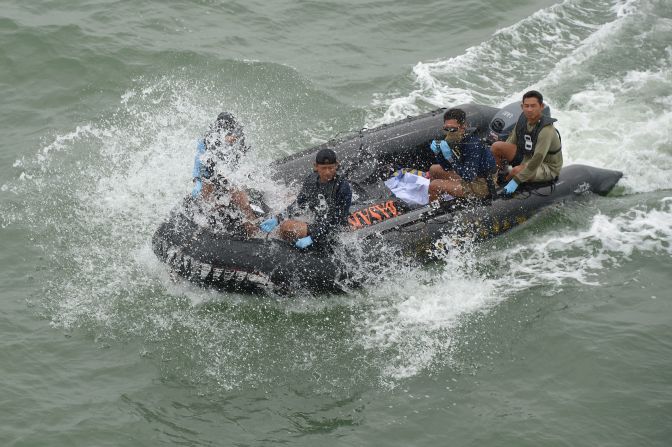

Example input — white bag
[384,172,430,206]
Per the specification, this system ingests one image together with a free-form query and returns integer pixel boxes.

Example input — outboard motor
[486,101,552,145]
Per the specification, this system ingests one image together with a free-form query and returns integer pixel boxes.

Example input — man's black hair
[522,90,544,104]
[443,108,467,125]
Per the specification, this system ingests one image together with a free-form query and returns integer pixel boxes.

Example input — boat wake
[1,0,670,391]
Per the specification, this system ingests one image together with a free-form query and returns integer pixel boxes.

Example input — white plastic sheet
[384,172,430,206]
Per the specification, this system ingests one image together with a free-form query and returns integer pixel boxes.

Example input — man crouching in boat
[428,108,497,202]
[190,112,260,237]
[490,90,563,195]
[259,149,352,250]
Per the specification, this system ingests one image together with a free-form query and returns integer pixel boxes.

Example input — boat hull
[152,104,623,294]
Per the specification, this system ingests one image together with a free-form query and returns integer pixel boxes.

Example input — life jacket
[514,113,562,161]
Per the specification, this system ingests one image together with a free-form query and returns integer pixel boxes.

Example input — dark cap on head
[213,111,245,138]
[215,112,237,130]
[315,148,337,164]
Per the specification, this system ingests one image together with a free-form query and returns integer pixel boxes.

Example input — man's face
[315,163,338,182]
[522,97,544,123]
[443,119,465,144]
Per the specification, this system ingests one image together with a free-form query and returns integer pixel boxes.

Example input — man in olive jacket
[491,90,563,195]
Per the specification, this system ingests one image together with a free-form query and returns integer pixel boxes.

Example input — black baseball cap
[214,112,244,138]
[315,148,337,164]
[215,112,236,128]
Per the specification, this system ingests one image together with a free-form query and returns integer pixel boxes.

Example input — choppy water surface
[1,0,671,445]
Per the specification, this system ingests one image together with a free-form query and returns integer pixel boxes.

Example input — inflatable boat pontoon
[152,102,622,293]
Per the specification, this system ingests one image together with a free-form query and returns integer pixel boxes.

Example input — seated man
[259,148,352,249]
[191,112,258,237]
[428,108,497,202]
[491,90,563,195]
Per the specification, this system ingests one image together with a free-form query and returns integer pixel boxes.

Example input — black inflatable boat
[152,103,623,294]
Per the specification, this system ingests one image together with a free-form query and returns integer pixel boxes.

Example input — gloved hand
[503,179,519,195]
[295,236,313,249]
[439,140,453,161]
[260,217,279,233]
[429,140,440,155]
[191,178,202,198]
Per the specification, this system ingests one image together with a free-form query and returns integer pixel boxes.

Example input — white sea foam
[371,0,633,124]
[6,0,671,387]
[357,280,498,380]
[493,198,672,295]
[351,239,501,381]
[10,76,282,330]
[555,64,672,192]
[358,0,672,380]
[372,0,672,199]
[355,196,672,381]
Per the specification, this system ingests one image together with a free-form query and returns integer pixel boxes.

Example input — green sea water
[2,0,672,445]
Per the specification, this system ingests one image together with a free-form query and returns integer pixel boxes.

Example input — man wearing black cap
[192,112,249,197]
[190,112,258,236]
[259,148,352,249]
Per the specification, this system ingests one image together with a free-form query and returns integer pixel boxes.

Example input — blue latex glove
[429,140,440,155]
[191,178,202,198]
[295,236,313,249]
[260,217,279,233]
[503,179,519,195]
[439,140,453,161]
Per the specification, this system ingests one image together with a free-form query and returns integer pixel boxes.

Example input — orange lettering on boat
[373,204,390,219]
[348,215,363,229]
[348,200,401,230]
[385,200,398,216]
[356,210,371,226]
